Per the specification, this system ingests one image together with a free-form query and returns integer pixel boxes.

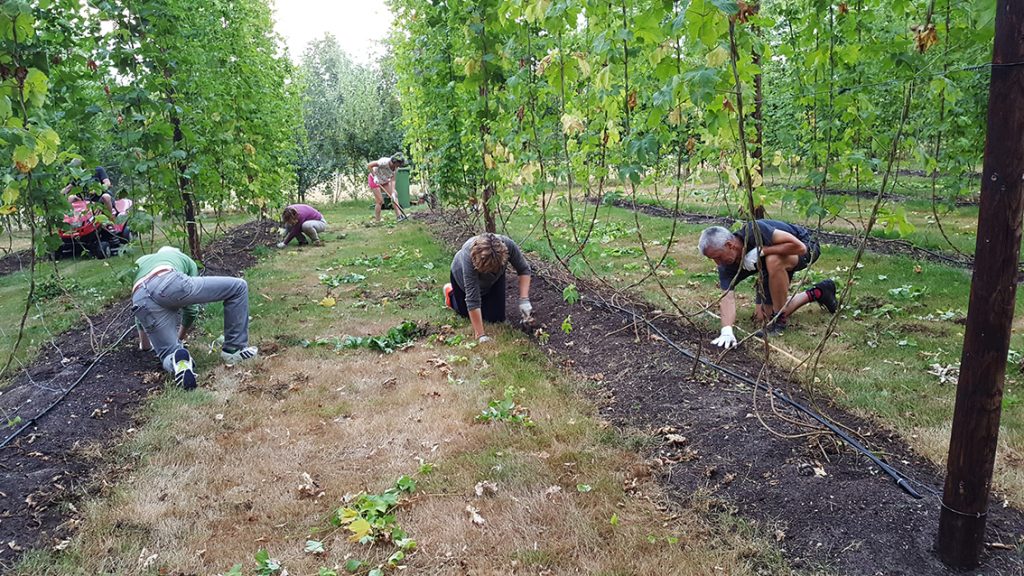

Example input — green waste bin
[395,167,411,209]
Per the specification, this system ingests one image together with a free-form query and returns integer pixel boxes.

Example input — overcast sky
[272,0,394,64]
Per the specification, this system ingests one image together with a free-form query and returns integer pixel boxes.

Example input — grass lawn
[14,202,791,575]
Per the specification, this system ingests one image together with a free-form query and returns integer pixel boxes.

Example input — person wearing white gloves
[698,219,837,344]
[443,233,533,343]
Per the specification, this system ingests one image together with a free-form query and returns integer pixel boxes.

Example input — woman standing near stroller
[367,153,406,224]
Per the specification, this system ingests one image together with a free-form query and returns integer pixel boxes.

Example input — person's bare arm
[762,230,807,257]
[468,308,485,338]
[517,274,531,299]
[720,290,737,328]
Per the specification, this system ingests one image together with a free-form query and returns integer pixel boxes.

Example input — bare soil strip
[425,213,1024,576]
[0,249,31,277]
[0,220,278,568]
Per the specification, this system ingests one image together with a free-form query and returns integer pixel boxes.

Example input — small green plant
[601,190,623,205]
[536,329,550,345]
[319,272,366,288]
[561,315,573,335]
[562,283,580,305]
[342,321,419,353]
[304,540,325,554]
[253,549,283,576]
[343,254,385,267]
[888,284,927,301]
[432,332,465,347]
[252,245,272,259]
[476,386,535,427]
[330,475,419,546]
[598,246,641,257]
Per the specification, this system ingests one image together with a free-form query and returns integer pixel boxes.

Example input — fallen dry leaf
[474,481,498,498]
[297,472,324,499]
[466,504,486,525]
[664,434,689,446]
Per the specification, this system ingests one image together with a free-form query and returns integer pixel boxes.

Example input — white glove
[518,298,533,321]
[711,326,738,349]
[741,248,760,271]
[478,335,491,343]
[276,242,285,248]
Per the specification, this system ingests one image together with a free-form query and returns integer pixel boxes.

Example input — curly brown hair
[469,234,509,274]
[282,207,298,226]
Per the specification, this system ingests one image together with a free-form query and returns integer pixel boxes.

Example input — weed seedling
[563,283,580,305]
[476,386,535,427]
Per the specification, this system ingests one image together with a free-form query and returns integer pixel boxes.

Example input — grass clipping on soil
[14,210,789,575]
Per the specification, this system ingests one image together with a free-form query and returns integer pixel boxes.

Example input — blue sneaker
[172,348,197,390]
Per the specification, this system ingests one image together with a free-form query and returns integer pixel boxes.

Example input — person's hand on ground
[518,298,533,322]
[478,335,491,344]
[741,248,760,271]
[276,242,285,248]
[711,326,737,349]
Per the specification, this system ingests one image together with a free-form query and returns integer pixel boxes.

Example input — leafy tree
[296,35,403,201]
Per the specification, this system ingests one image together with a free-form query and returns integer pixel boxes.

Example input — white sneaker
[220,345,258,365]
[172,349,197,390]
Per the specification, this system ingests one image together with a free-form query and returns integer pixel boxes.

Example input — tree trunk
[937,0,1024,567]
[482,184,496,233]
[166,91,201,259]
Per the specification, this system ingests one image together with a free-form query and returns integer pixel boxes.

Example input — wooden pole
[938,0,1024,567]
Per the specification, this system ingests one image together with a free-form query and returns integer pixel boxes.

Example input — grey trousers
[132,271,250,373]
[300,219,327,242]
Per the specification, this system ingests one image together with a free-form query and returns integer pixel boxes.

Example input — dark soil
[0,219,278,569]
[424,212,1024,576]
[0,249,31,277]
[597,198,1018,275]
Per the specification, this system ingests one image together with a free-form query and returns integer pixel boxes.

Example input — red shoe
[443,283,453,309]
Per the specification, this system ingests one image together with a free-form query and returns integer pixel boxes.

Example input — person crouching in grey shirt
[444,233,533,343]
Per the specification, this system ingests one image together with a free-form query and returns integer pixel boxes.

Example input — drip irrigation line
[580,292,924,500]
[0,324,134,450]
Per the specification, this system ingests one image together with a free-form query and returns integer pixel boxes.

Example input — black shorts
[448,271,507,323]
[754,237,820,305]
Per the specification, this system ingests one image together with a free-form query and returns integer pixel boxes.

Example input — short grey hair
[697,226,734,255]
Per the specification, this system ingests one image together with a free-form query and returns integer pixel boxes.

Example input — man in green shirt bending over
[132,246,258,389]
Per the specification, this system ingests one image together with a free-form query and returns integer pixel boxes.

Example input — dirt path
[0,249,31,277]
[0,220,278,568]
[426,213,1024,576]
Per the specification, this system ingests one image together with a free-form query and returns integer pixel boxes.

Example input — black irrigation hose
[586,294,925,500]
[0,324,134,450]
